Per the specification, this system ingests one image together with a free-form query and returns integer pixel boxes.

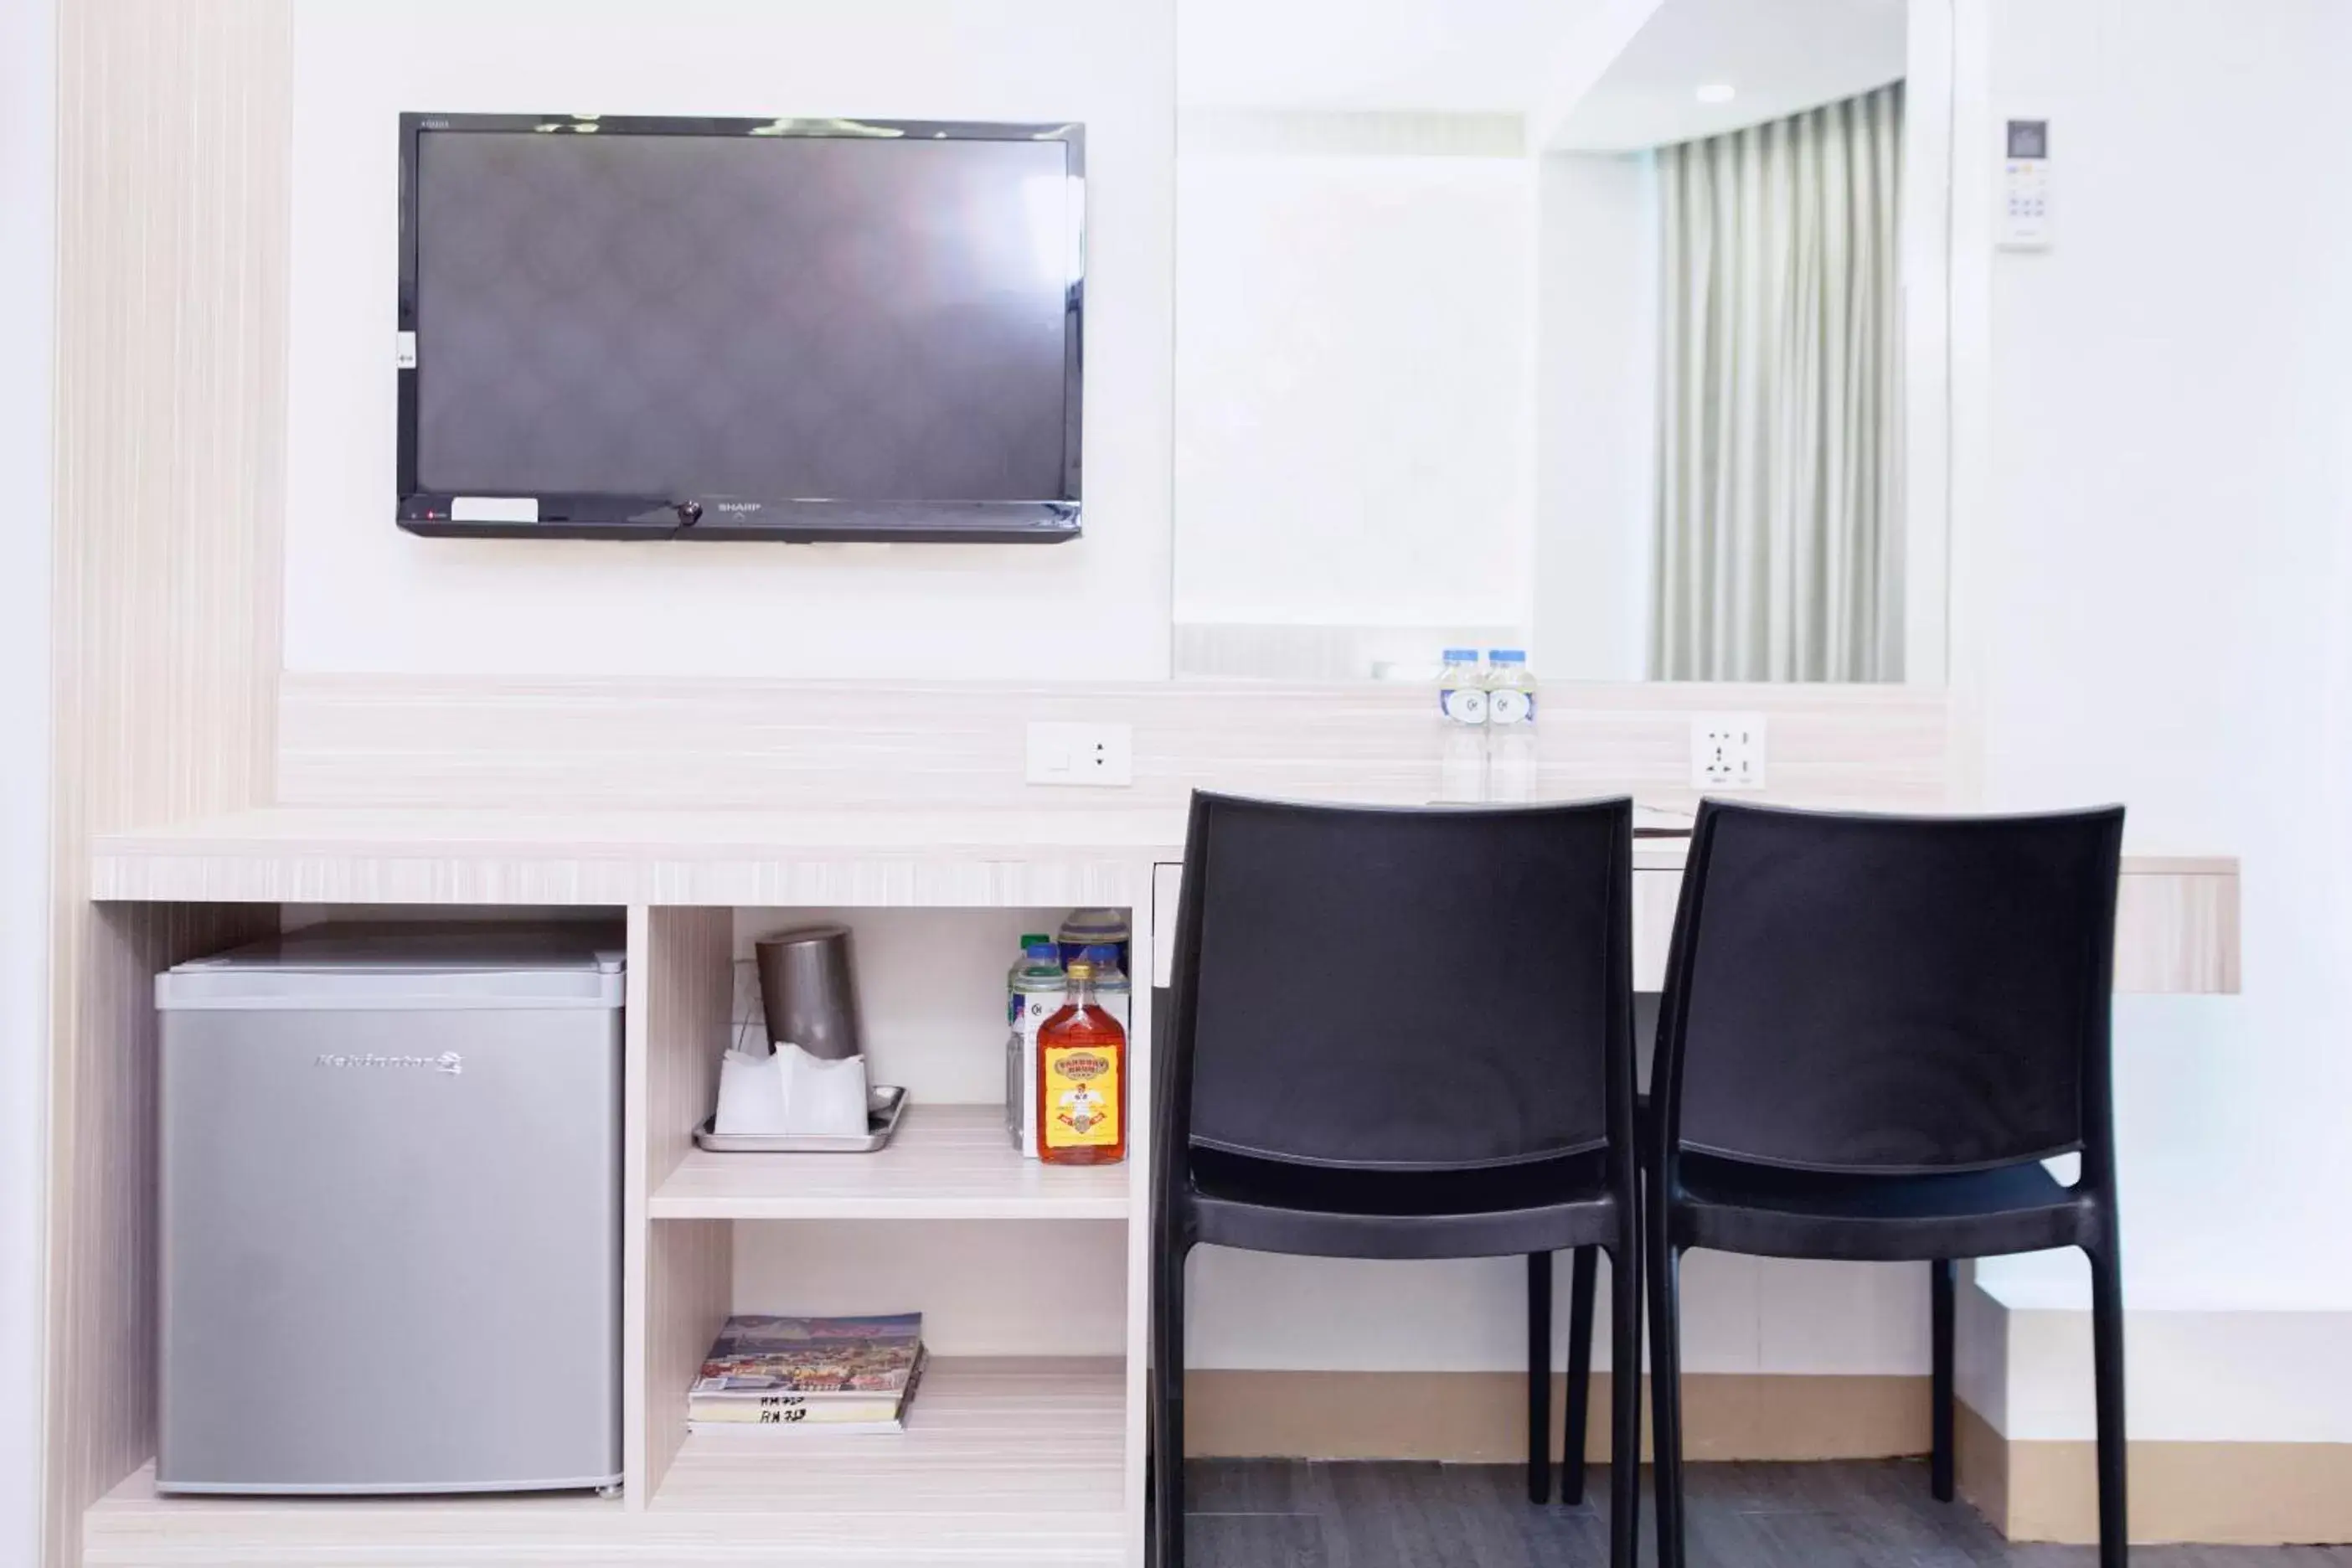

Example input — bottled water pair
[1436,648,1539,803]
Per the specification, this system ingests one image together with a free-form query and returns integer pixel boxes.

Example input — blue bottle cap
[1487,649,1526,663]
[1442,647,1478,663]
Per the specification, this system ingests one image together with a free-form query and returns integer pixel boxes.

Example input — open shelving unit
[83,892,1161,1568]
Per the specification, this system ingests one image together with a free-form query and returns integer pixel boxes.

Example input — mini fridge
[155,924,626,1495]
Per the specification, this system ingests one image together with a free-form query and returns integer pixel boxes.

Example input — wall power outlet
[1025,721,1134,787]
[1690,714,1767,790]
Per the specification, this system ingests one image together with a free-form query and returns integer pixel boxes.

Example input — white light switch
[1026,722,1134,787]
[1691,714,1767,790]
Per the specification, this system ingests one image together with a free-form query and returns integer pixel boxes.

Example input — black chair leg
[2088,1240,2128,1568]
[1153,1238,1191,1568]
[1562,1246,1598,1505]
[1526,1251,1553,1503]
[1648,1232,1686,1568]
[1605,1237,1640,1568]
[1931,1257,1956,1502]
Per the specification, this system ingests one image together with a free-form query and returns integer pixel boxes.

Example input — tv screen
[396,116,1084,541]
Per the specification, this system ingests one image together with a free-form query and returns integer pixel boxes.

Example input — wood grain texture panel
[46,3,291,1564]
[621,908,653,1510]
[89,812,2237,993]
[631,908,733,1508]
[652,1105,1129,1220]
[2112,872,2239,995]
[639,1220,728,1516]
[274,673,1954,814]
[45,906,274,1568]
[650,1359,1125,1516]
[1119,941,1156,1565]
[86,1361,1127,1565]
[91,807,1155,909]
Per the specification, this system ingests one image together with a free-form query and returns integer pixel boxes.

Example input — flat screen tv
[396,115,1084,542]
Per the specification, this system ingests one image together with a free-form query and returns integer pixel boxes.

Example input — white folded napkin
[714,1046,792,1137]
[777,1041,869,1138]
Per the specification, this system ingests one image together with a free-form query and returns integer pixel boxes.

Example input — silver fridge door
[158,993,622,1494]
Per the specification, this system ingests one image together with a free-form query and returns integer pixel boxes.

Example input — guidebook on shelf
[689,1313,926,1435]
[693,1313,922,1396]
[688,1348,928,1434]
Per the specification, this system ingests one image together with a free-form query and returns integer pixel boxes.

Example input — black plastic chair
[1152,792,1643,1568]
[1644,801,2128,1568]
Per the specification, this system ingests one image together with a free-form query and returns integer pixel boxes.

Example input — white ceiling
[1548,0,1907,150]
[1177,0,1601,114]
[1178,0,1906,149]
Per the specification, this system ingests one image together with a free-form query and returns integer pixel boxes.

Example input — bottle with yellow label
[1035,947,1127,1166]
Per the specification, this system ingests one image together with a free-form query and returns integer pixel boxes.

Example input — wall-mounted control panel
[1999,118,2051,250]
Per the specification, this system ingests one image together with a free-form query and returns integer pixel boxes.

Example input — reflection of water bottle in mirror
[1437,648,1488,802]
[1486,649,1539,802]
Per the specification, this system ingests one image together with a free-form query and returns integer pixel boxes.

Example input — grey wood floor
[1184,1459,2352,1567]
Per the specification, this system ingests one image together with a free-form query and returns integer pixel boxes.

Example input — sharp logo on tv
[314,1051,464,1076]
[714,502,763,513]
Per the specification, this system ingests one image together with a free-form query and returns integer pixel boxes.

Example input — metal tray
[693,1085,908,1154]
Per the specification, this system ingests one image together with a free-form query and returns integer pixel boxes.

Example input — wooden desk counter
[92,805,2238,994]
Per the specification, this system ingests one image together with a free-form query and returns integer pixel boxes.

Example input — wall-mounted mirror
[1172,0,1942,684]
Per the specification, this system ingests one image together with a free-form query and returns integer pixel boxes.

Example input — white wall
[281,0,1173,680]
[1531,150,1657,682]
[1172,144,1534,630]
[0,0,54,1556]
[1960,0,2352,1336]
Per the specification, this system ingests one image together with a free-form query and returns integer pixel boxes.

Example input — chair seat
[1671,1151,2099,1261]
[1186,1145,1622,1261]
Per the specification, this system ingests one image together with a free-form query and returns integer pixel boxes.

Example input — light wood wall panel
[44,906,274,1568]
[624,908,733,1508]
[2111,869,2239,995]
[46,3,291,1563]
[276,673,1953,814]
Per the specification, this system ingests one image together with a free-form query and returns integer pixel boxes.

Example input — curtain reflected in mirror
[1652,84,1904,682]
[1172,0,1925,685]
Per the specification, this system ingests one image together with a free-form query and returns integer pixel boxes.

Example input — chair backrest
[1654,801,2125,1176]
[1162,792,1633,1172]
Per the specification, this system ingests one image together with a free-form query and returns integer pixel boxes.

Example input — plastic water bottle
[1006,935,1065,1155]
[1436,648,1488,802]
[1486,648,1539,802]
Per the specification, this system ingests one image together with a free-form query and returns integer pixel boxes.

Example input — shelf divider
[652,1103,1131,1221]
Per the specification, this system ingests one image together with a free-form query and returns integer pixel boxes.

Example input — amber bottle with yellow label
[1035,948,1126,1166]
